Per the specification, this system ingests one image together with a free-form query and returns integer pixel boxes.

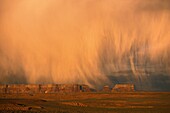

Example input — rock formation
[102,85,111,92]
[112,84,135,92]
[0,84,91,94]
[0,83,136,93]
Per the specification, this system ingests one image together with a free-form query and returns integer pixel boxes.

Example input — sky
[0,0,170,90]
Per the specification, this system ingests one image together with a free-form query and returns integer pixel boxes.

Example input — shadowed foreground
[0,92,170,113]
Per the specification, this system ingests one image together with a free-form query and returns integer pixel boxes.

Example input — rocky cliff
[0,84,91,94]
[112,84,135,92]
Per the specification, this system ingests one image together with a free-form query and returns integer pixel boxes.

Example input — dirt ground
[0,92,170,113]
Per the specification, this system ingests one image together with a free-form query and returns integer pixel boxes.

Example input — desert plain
[0,92,170,113]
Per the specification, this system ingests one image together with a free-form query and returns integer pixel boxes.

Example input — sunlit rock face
[112,84,135,92]
[0,84,90,94]
[0,0,170,90]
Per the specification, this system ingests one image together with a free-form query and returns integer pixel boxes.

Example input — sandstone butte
[0,84,135,94]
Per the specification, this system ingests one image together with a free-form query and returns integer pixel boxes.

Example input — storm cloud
[0,0,170,90]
